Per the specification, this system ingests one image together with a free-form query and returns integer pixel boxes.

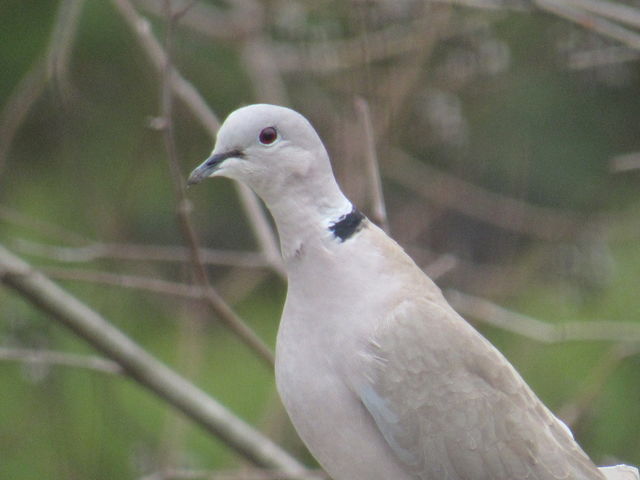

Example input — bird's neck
[261,177,354,262]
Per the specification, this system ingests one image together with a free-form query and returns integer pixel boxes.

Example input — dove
[188,104,637,480]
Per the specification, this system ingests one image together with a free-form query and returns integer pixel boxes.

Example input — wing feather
[356,297,604,480]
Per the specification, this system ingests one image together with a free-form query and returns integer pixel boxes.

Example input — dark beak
[187,150,241,186]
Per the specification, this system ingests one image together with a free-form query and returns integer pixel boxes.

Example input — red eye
[259,127,278,145]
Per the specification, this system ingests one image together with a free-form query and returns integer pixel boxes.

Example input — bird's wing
[355,297,604,480]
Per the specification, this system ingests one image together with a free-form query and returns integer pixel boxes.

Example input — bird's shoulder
[354,297,603,480]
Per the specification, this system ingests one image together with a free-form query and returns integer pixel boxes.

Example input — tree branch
[447,289,640,343]
[0,346,122,375]
[385,148,587,241]
[0,244,311,476]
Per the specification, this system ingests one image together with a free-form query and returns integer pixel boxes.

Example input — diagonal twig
[0,346,122,375]
[385,148,587,241]
[111,0,284,278]
[447,289,640,343]
[354,97,389,232]
[0,244,312,475]
[157,0,274,367]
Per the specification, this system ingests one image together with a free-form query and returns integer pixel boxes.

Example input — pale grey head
[188,104,341,204]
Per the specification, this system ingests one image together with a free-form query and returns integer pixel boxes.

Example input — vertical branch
[354,97,389,232]
[156,0,275,367]
[110,0,284,277]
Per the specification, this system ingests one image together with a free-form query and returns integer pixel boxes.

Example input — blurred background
[1,0,639,478]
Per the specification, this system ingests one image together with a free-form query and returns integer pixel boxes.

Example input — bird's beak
[187,150,241,186]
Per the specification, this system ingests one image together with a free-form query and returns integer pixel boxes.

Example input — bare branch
[157,1,274,368]
[558,343,640,426]
[568,46,640,69]
[0,59,47,176]
[112,0,283,277]
[610,152,640,172]
[447,289,640,343]
[535,0,640,51]
[46,0,85,99]
[43,266,202,299]
[384,148,587,241]
[242,37,289,106]
[0,0,85,175]
[559,0,640,30]
[273,14,445,74]
[134,0,262,41]
[14,239,272,269]
[0,346,122,375]
[140,467,327,480]
[354,97,389,232]
[0,244,310,474]
[112,0,220,131]
[0,204,88,245]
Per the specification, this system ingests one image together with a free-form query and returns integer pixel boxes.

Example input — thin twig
[111,0,220,130]
[0,244,310,474]
[559,0,640,30]
[140,467,327,480]
[273,14,446,74]
[0,204,88,245]
[558,343,640,427]
[0,0,85,175]
[535,0,640,51]
[157,0,274,367]
[46,0,86,100]
[134,0,261,41]
[0,346,122,374]
[14,239,272,268]
[610,152,640,172]
[385,148,586,241]
[242,37,289,105]
[354,97,389,232]
[111,0,284,277]
[568,46,640,69]
[43,266,202,299]
[0,59,47,176]
[447,289,640,343]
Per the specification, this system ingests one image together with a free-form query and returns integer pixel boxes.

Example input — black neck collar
[329,207,365,242]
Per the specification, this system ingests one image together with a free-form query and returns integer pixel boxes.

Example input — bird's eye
[259,127,278,145]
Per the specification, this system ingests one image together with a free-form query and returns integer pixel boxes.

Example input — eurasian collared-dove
[188,104,638,480]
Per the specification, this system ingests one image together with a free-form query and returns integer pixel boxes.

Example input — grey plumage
[188,104,637,480]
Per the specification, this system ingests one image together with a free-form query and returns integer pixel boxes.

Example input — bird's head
[188,104,335,204]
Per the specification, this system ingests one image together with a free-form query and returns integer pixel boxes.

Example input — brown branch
[558,343,640,427]
[0,346,122,375]
[140,468,327,480]
[558,0,640,30]
[384,148,587,241]
[134,0,262,42]
[43,266,202,299]
[273,14,444,74]
[0,58,47,175]
[354,97,389,232]
[0,0,85,176]
[111,0,220,131]
[157,0,274,368]
[0,244,310,474]
[14,239,272,268]
[568,46,640,69]
[447,289,640,343]
[112,0,284,277]
[0,204,88,245]
[610,152,640,172]
[535,0,640,51]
